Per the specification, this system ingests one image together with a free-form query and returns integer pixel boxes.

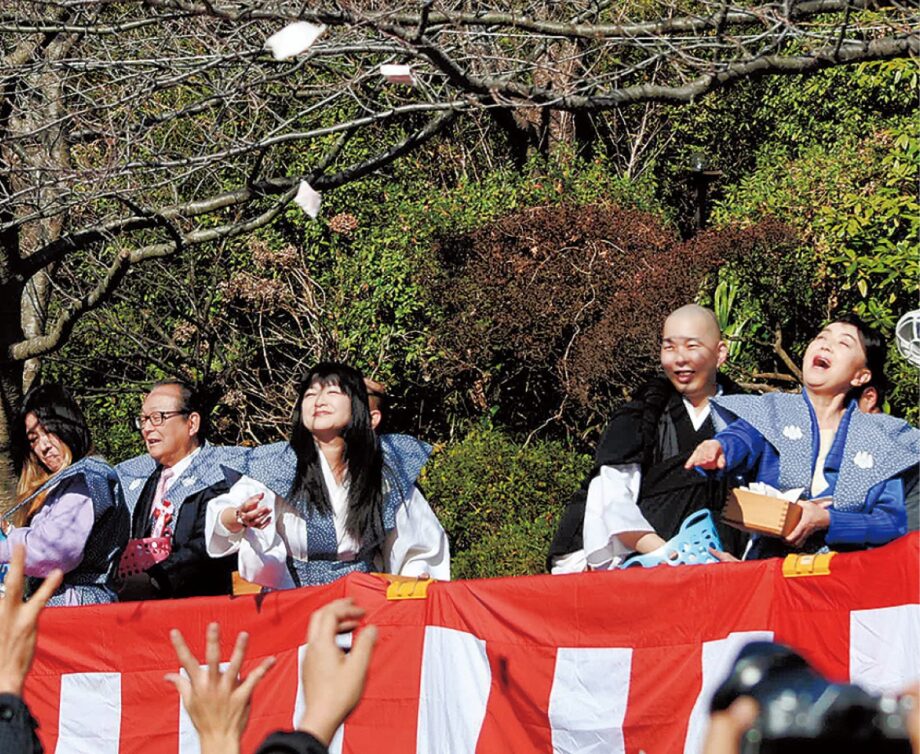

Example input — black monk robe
[548,375,748,570]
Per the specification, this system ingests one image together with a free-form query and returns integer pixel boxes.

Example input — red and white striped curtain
[27,533,919,753]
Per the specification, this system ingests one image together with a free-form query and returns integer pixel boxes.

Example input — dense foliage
[707,60,918,419]
[428,204,804,434]
[421,425,591,580]
[42,57,918,577]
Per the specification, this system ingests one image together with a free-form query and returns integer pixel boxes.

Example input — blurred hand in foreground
[298,598,378,745]
[166,623,276,754]
[0,545,63,696]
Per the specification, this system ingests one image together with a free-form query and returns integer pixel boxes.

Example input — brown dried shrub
[427,202,802,432]
[570,218,806,405]
[250,239,299,269]
[219,271,291,311]
[328,212,359,236]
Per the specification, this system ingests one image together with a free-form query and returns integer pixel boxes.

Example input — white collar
[162,444,202,485]
[317,447,349,494]
[682,384,723,432]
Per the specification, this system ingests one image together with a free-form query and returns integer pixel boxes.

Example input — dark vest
[132,466,163,538]
[636,385,747,554]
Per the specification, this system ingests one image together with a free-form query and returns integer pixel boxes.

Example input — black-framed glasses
[134,410,188,430]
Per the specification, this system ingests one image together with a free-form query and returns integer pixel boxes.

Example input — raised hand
[166,623,276,754]
[685,439,726,471]
[298,598,378,746]
[220,492,272,533]
[0,545,63,696]
[702,696,759,754]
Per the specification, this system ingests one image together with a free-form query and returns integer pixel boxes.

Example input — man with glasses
[116,380,246,599]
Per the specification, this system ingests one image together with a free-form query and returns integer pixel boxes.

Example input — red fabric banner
[26,534,919,753]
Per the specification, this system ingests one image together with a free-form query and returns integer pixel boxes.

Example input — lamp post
[687,152,722,231]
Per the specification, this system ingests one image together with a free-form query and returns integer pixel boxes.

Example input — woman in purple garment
[3,384,129,605]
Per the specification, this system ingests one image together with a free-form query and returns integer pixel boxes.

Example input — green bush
[655,59,915,232]
[711,116,919,421]
[421,424,591,579]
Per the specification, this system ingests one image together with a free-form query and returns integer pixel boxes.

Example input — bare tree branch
[0,0,914,485]
[773,327,804,381]
[8,106,456,360]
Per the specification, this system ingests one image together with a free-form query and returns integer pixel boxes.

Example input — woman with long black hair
[3,384,129,604]
[206,363,449,588]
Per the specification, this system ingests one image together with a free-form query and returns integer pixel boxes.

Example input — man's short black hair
[858,378,888,409]
[829,312,889,404]
[151,379,212,443]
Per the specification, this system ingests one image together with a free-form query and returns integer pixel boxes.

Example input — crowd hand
[298,598,378,746]
[702,696,759,754]
[685,440,726,471]
[785,499,832,548]
[166,623,276,754]
[899,683,919,754]
[700,682,916,754]
[0,545,63,696]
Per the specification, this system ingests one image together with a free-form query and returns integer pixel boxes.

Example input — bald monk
[548,305,749,572]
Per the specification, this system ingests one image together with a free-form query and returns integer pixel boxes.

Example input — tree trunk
[0,378,21,506]
[0,20,73,504]
[0,321,24,506]
[21,269,52,393]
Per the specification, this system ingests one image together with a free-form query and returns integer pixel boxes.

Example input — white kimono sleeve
[205,475,296,590]
[379,487,451,580]
[582,463,654,570]
[550,549,588,575]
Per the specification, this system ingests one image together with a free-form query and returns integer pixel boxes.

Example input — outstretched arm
[685,419,767,477]
[0,546,64,754]
[255,598,378,754]
[685,440,726,472]
[0,477,94,576]
[297,599,377,744]
[0,545,64,695]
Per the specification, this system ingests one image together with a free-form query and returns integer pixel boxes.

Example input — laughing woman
[686,314,917,559]
[206,363,449,588]
[4,384,130,604]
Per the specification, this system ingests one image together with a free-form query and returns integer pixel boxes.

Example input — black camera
[710,641,913,753]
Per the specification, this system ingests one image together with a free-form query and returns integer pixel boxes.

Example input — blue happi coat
[8,456,130,605]
[116,442,249,517]
[710,392,916,557]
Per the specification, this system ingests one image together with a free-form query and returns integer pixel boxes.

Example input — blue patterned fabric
[712,392,918,512]
[243,434,432,586]
[711,393,815,498]
[711,392,914,558]
[117,442,249,517]
[14,456,130,605]
[244,440,297,495]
